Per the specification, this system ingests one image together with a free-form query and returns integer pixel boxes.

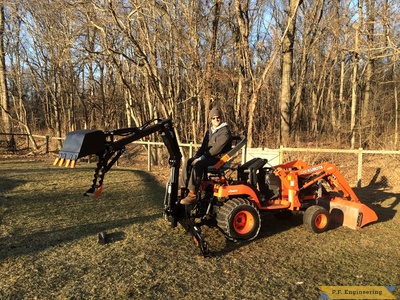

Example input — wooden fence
[2,133,400,188]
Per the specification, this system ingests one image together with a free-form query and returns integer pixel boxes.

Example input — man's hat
[210,107,221,118]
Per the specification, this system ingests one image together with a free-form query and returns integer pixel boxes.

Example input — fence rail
[2,132,400,188]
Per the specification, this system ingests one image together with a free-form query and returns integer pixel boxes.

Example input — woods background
[0,0,399,150]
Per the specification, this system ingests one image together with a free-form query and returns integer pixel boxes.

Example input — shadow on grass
[0,213,161,260]
[0,162,167,260]
[353,188,399,224]
[354,167,399,224]
[0,177,27,194]
[104,231,126,243]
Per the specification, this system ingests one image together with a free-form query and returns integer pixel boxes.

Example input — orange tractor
[54,119,378,256]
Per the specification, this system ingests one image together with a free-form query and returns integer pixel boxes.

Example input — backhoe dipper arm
[54,119,182,200]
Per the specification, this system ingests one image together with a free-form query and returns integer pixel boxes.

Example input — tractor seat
[207,160,232,173]
[207,134,246,176]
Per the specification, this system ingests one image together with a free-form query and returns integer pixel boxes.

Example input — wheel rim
[315,213,328,229]
[233,211,254,234]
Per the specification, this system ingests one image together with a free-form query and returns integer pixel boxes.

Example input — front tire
[303,205,330,233]
[216,198,261,241]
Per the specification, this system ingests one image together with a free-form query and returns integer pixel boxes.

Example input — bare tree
[203,0,222,127]
[0,5,10,134]
[292,0,325,138]
[280,0,303,146]
[1,0,399,152]
[360,0,375,146]
[349,1,362,149]
[4,3,38,149]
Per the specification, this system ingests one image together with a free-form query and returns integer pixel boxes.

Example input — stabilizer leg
[180,205,211,257]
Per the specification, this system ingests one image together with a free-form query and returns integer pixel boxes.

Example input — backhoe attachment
[53,119,183,224]
[53,119,214,256]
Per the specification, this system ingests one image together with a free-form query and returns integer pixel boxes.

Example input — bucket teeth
[53,156,77,168]
[53,157,60,165]
[58,158,65,166]
[64,159,71,167]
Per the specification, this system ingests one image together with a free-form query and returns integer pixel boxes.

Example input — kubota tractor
[53,118,378,256]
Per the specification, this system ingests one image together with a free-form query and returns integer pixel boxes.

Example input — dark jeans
[180,156,220,191]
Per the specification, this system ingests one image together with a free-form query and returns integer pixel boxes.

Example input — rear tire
[303,205,330,233]
[216,198,261,241]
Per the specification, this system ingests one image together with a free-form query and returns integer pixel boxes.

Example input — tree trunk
[0,6,10,135]
[280,0,303,146]
[339,51,346,132]
[394,61,398,148]
[350,54,358,149]
[53,78,62,149]
[350,0,362,149]
[204,0,222,127]
[361,0,375,147]
[234,0,252,141]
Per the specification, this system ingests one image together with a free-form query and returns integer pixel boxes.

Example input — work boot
[180,186,188,198]
[180,190,198,205]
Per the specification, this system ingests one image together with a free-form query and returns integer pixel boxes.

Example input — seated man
[180,107,232,205]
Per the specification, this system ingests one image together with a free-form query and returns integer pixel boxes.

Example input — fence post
[189,142,193,158]
[148,142,151,172]
[45,136,50,153]
[242,143,247,164]
[279,145,284,164]
[357,148,363,188]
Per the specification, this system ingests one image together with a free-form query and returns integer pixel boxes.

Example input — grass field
[0,158,399,299]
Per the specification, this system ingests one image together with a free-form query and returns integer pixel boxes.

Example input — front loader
[53,118,378,256]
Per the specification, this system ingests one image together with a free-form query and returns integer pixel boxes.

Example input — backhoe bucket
[53,129,106,167]
[319,198,378,230]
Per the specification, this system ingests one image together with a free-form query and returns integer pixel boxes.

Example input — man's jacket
[195,123,232,159]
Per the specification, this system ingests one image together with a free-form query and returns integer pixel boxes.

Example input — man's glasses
[211,117,220,120]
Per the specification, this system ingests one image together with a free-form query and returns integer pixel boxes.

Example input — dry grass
[0,158,399,300]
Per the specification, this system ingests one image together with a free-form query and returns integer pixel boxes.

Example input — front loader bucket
[54,129,106,167]
[319,198,378,230]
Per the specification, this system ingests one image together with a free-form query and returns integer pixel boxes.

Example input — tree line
[0,0,399,150]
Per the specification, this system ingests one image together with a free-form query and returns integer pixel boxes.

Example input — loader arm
[297,162,360,203]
